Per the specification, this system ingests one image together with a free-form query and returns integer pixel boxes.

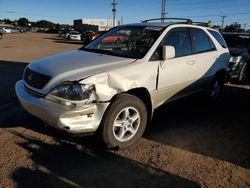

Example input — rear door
[190,28,219,90]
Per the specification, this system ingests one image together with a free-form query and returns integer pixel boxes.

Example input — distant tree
[212,25,222,31]
[35,20,56,29]
[55,23,61,30]
[17,17,29,26]
[223,22,243,32]
[3,18,13,24]
[60,24,73,29]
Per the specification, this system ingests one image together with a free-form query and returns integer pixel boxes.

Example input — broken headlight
[47,82,95,106]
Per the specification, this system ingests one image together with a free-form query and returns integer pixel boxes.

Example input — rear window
[208,30,227,48]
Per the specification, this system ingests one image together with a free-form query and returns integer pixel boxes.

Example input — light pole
[112,0,117,27]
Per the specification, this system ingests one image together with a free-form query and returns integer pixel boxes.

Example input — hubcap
[113,107,140,142]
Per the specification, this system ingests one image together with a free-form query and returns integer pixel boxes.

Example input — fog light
[65,101,73,106]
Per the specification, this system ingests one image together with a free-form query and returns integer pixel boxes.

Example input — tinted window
[208,29,227,48]
[192,28,216,53]
[163,29,192,57]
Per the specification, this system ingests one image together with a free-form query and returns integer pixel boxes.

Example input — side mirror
[163,45,175,60]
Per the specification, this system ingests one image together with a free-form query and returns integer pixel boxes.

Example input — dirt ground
[0,32,250,188]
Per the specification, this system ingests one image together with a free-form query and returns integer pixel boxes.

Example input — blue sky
[0,0,250,28]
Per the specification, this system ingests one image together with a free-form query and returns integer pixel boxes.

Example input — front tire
[101,94,147,150]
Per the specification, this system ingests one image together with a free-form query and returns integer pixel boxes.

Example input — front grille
[24,85,46,98]
[24,67,51,89]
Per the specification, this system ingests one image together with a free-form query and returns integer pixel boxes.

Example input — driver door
[156,28,197,105]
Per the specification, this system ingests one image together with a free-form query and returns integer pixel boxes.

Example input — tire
[100,93,147,150]
[207,74,224,101]
[238,63,247,82]
[0,34,2,39]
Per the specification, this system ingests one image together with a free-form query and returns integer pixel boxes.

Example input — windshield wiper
[80,48,116,55]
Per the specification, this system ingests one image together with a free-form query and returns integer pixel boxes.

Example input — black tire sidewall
[239,63,247,82]
[208,75,224,101]
[101,94,147,150]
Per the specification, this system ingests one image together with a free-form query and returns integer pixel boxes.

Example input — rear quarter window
[208,29,227,48]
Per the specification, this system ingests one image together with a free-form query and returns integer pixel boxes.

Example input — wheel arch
[109,87,153,124]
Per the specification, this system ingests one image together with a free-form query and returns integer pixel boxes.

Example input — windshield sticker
[145,26,164,31]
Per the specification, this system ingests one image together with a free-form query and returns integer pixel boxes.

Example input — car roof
[120,22,214,30]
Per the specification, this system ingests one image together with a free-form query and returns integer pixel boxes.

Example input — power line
[186,11,250,18]
[0,9,75,20]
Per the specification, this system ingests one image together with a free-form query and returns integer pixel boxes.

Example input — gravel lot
[0,32,250,188]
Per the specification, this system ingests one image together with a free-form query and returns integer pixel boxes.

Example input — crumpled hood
[27,50,136,93]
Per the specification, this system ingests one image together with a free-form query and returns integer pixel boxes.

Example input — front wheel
[100,94,147,150]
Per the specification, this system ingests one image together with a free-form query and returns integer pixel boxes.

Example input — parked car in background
[65,29,75,39]
[0,27,12,33]
[81,30,98,44]
[16,18,230,150]
[222,32,250,82]
[9,27,20,33]
[68,31,81,41]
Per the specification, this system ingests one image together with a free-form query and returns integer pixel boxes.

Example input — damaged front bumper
[15,80,109,134]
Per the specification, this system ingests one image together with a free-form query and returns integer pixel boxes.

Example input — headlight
[230,56,242,63]
[47,82,95,106]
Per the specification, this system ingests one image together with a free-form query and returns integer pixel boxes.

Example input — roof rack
[191,22,211,27]
[141,18,193,24]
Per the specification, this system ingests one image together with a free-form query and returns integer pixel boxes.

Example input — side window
[191,28,216,54]
[208,29,227,48]
[163,29,192,57]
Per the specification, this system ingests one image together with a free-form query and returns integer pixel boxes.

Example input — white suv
[16,18,230,149]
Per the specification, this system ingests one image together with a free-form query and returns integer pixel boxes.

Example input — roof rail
[141,18,193,24]
[191,22,211,27]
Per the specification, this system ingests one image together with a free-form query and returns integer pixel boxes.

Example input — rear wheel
[100,94,147,150]
[207,74,224,101]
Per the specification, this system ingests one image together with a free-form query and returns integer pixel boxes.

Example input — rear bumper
[15,80,109,134]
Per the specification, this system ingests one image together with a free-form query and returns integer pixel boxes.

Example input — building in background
[74,18,118,33]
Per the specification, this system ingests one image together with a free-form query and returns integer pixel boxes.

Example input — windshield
[81,26,164,59]
[223,34,250,49]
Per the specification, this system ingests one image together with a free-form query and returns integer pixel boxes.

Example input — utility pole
[121,16,123,25]
[243,23,247,32]
[111,0,117,27]
[161,0,166,23]
[221,15,227,30]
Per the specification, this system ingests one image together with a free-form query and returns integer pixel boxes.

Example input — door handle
[187,60,196,65]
